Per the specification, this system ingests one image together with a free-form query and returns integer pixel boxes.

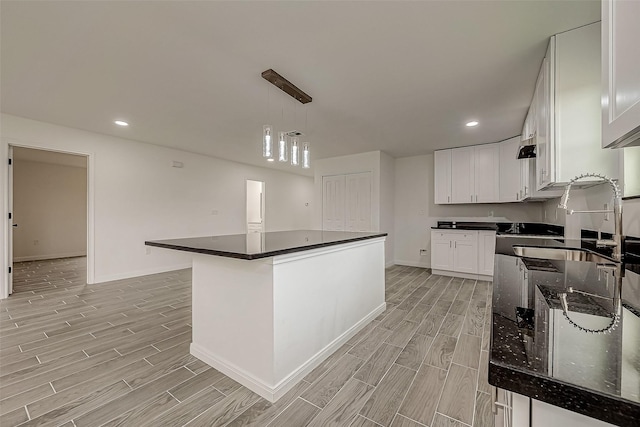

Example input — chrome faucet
[558,173,624,261]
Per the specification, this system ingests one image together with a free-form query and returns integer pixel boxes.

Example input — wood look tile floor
[0,258,494,427]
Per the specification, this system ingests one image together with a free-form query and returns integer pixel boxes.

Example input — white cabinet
[453,232,479,274]
[434,150,452,204]
[535,23,619,190]
[322,172,371,232]
[478,231,496,276]
[431,229,494,279]
[602,0,640,148]
[474,144,500,203]
[430,230,478,274]
[494,388,530,427]
[535,55,552,190]
[431,231,454,271]
[522,104,536,142]
[450,147,475,203]
[531,399,616,427]
[438,144,499,204]
[499,137,523,202]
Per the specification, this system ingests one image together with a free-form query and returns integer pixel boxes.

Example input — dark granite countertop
[145,230,387,260]
[489,237,640,426]
[432,221,564,237]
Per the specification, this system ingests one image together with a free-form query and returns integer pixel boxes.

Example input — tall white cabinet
[434,150,452,204]
[602,0,640,148]
[322,172,372,232]
[534,22,619,190]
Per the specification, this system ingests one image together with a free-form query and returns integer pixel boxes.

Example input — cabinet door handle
[449,241,452,248]
[448,196,450,203]
[471,195,473,202]
[454,241,457,249]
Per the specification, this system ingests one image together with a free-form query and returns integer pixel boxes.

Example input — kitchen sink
[512,246,616,264]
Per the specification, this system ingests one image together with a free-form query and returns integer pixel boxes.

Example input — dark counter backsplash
[581,229,640,268]
[435,221,564,236]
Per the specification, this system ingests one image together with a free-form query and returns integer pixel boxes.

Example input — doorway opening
[7,146,89,296]
[246,180,265,233]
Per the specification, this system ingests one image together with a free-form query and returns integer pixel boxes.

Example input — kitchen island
[490,236,640,426]
[145,230,387,402]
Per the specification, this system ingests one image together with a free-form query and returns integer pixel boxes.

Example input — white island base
[190,237,386,402]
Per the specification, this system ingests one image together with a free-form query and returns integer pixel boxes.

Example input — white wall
[394,154,544,268]
[1,114,314,294]
[13,159,87,261]
[379,151,395,267]
[313,150,395,266]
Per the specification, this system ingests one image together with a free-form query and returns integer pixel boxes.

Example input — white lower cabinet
[531,399,615,427]
[494,388,530,427]
[430,230,495,278]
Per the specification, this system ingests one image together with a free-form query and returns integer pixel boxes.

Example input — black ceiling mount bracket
[261,69,312,104]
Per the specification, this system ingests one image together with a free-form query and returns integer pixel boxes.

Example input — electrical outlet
[488,210,494,217]
[419,249,428,256]
[418,209,425,216]
[212,210,219,215]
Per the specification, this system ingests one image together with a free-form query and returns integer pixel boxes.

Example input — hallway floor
[0,258,494,427]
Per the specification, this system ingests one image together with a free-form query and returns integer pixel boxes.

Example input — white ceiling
[1,1,600,176]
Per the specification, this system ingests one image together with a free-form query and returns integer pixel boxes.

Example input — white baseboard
[13,251,87,262]
[191,302,386,403]
[431,269,493,281]
[394,259,430,269]
[385,260,395,268]
[94,263,191,284]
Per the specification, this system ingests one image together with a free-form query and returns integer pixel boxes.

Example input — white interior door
[345,172,372,232]
[322,175,345,231]
[7,146,14,295]
[246,180,265,233]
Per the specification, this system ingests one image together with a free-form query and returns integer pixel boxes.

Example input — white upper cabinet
[474,144,500,203]
[434,150,452,204]
[535,53,552,190]
[521,107,535,142]
[499,137,522,202]
[602,0,640,148]
[451,146,475,203]
[536,22,619,190]
[449,145,499,204]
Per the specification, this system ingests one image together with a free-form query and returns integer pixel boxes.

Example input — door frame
[245,179,265,233]
[2,139,95,299]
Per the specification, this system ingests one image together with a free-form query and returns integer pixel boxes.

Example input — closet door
[322,175,345,231]
[345,172,372,231]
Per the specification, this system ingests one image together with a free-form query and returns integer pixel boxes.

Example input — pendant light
[301,109,310,169]
[278,131,288,162]
[302,143,310,169]
[260,69,312,168]
[290,136,300,166]
[263,125,273,158]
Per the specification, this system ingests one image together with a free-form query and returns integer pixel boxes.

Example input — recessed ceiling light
[114,120,129,127]
[267,158,275,162]
[466,121,479,127]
